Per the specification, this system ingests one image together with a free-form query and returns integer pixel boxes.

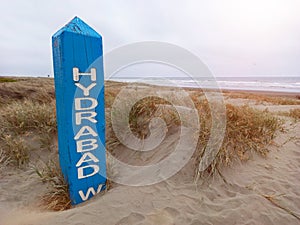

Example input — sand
[0,90,300,225]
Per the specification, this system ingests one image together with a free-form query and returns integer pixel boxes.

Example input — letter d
[75,97,98,111]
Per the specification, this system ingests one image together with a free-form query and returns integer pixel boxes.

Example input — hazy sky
[1,0,300,77]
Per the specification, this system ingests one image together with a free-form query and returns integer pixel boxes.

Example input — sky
[1,0,300,77]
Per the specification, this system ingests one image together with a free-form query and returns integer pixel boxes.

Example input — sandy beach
[2,0,300,224]
[0,78,299,225]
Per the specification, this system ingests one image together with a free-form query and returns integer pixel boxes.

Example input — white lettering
[74,126,98,140]
[77,139,98,153]
[75,97,98,111]
[72,67,102,183]
[73,68,97,82]
[78,184,103,201]
[76,152,100,167]
[75,83,97,96]
[75,112,97,125]
[78,164,100,179]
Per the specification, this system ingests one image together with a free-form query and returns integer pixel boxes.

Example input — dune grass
[34,160,71,211]
[275,108,300,121]
[223,91,300,105]
[0,77,17,83]
[0,135,29,167]
[0,78,289,211]
[0,148,11,174]
[194,103,280,179]
[0,99,57,168]
[129,96,180,139]
[105,83,281,179]
[0,78,65,210]
[288,108,300,120]
[0,99,56,135]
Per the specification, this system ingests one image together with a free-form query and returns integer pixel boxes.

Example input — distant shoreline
[1,75,299,96]
[108,76,300,94]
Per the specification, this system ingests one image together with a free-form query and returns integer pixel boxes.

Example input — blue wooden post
[52,17,106,205]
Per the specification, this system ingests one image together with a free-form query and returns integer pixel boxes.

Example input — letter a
[74,126,98,140]
[76,152,100,167]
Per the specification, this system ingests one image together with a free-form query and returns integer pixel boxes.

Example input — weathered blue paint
[52,17,106,205]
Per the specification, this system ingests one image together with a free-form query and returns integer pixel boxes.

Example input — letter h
[73,68,97,82]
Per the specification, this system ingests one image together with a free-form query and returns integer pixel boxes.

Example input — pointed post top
[53,16,101,38]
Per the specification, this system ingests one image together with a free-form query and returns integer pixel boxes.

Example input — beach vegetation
[0,78,292,211]
[223,91,300,105]
[0,135,29,167]
[33,160,71,211]
[289,108,300,120]
[0,77,17,83]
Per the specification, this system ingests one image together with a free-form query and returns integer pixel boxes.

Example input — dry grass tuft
[34,160,71,211]
[0,148,11,173]
[224,91,300,105]
[289,108,300,120]
[194,103,280,178]
[0,135,29,167]
[0,77,17,83]
[106,95,180,154]
[277,108,300,120]
[218,105,278,160]
[0,95,57,169]
[129,96,179,139]
[0,99,56,135]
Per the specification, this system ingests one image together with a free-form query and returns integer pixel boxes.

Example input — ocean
[108,76,300,93]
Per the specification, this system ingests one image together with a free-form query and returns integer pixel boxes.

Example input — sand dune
[2,114,300,225]
[0,82,299,225]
